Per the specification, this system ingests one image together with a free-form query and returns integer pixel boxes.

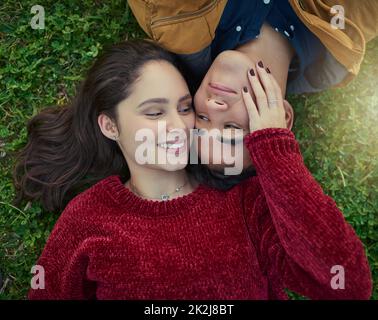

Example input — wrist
[244,128,300,171]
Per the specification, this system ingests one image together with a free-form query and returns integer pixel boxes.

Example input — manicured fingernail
[243,86,248,93]
[258,61,264,68]
[249,68,255,76]
[266,67,271,74]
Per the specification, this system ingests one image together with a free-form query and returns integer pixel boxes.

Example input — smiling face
[194,50,259,171]
[99,60,195,173]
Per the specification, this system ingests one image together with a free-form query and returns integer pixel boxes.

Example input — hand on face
[242,61,288,133]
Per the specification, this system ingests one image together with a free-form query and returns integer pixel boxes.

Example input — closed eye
[224,123,242,130]
[145,112,163,117]
[179,104,193,114]
[197,114,209,121]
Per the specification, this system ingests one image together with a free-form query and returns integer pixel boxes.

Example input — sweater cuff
[244,128,301,171]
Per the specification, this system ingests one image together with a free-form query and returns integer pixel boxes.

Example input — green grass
[0,1,377,300]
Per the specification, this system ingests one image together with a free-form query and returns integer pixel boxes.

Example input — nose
[164,112,190,143]
[205,97,228,111]
[166,110,189,132]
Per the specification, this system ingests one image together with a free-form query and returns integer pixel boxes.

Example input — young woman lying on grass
[13,40,372,300]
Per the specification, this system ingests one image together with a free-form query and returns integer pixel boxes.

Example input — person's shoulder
[237,174,264,201]
[42,176,120,247]
[238,174,261,189]
[59,175,119,222]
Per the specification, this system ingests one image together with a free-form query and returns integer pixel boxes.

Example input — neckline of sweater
[101,175,211,218]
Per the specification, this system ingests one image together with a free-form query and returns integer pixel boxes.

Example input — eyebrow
[137,93,192,109]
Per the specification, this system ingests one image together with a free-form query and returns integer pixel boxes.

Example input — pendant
[161,194,170,201]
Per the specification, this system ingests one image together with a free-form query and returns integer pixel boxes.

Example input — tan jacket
[128,0,378,86]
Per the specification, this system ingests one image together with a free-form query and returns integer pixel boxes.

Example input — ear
[98,113,119,140]
[283,99,294,130]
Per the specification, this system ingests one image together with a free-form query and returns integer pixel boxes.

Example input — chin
[157,162,188,172]
[211,50,252,77]
[160,164,187,172]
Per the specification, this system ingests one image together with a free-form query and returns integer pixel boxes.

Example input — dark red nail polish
[249,69,255,76]
[258,60,264,68]
[266,67,271,74]
[243,86,248,93]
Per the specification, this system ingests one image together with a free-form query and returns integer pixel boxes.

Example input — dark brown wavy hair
[13,40,181,213]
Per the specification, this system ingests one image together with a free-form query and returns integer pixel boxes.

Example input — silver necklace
[129,179,189,201]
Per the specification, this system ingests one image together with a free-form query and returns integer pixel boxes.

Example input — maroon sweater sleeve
[28,202,97,300]
[242,128,373,300]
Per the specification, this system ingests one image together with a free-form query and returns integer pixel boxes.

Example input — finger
[242,86,259,123]
[267,70,285,111]
[247,67,269,113]
[256,61,277,108]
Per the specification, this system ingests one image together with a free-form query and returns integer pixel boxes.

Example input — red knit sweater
[28,128,372,300]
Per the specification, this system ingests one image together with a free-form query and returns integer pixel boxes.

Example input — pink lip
[169,141,187,156]
[209,82,237,95]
